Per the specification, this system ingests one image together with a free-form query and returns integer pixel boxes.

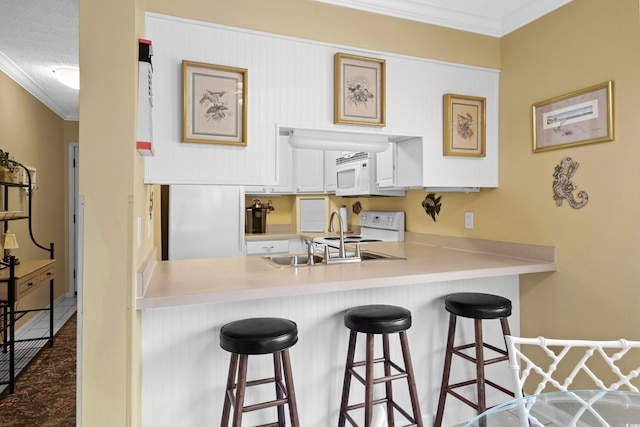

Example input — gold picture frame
[334,53,385,127]
[443,93,486,157]
[533,81,614,152]
[182,60,248,146]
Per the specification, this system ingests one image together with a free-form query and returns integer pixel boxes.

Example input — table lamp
[1,231,19,265]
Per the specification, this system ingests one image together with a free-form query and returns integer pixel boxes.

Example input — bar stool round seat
[220,317,300,427]
[220,317,298,354]
[344,304,412,334]
[435,293,514,427]
[444,292,512,319]
[338,304,423,427]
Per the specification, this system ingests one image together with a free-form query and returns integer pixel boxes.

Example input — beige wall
[79,0,146,425]
[78,0,640,425]
[499,0,640,340]
[0,71,68,323]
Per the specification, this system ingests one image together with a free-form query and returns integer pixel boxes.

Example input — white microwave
[335,152,405,197]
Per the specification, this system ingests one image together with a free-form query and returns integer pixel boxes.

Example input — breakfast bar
[137,234,556,427]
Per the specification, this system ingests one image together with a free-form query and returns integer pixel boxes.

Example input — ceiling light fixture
[53,67,80,90]
[287,128,390,152]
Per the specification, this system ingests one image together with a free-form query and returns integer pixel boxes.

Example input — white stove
[313,211,405,250]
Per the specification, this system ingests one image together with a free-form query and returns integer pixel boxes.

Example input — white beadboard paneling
[143,13,500,188]
[141,276,519,427]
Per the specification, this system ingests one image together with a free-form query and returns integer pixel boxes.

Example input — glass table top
[464,390,640,427]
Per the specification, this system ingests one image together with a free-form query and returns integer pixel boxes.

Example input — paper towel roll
[340,207,349,232]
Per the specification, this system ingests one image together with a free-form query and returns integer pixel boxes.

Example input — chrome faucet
[304,239,316,265]
[328,210,346,258]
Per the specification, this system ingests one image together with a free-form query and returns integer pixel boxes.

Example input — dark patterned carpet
[0,313,76,427]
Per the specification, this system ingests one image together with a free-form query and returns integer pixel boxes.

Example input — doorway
[68,143,79,296]
[68,142,83,425]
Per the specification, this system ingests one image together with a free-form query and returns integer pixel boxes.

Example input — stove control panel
[359,211,405,232]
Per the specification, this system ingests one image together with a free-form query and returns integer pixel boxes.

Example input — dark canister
[245,199,272,234]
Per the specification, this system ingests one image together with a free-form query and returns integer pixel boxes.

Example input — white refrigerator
[168,184,245,260]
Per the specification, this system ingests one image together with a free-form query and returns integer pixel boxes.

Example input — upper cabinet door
[376,146,396,188]
[271,135,294,194]
[294,149,324,193]
[323,150,340,193]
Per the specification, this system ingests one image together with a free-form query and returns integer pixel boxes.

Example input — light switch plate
[465,212,474,229]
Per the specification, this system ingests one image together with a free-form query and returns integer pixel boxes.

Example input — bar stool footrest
[349,358,408,386]
[452,343,509,365]
[344,398,419,426]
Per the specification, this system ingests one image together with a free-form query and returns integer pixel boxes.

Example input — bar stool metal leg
[365,333,374,427]
[338,330,358,427]
[382,334,395,427]
[232,354,249,427]
[474,319,486,415]
[221,353,239,426]
[273,352,286,426]
[281,349,300,427]
[399,331,423,427]
[434,313,457,427]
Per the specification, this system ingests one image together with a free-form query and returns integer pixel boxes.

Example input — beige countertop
[136,233,556,310]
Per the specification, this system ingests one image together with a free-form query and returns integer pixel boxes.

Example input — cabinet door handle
[46,272,52,276]
[27,282,34,288]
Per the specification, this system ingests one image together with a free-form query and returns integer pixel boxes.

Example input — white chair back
[505,336,640,398]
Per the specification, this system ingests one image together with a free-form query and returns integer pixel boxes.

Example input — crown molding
[0,50,77,120]
[315,0,572,37]
[501,0,572,36]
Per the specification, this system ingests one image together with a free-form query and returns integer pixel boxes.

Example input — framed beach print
[443,93,486,157]
[182,60,248,146]
[532,81,614,152]
[334,53,385,127]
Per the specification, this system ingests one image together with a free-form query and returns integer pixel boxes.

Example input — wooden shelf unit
[0,165,55,394]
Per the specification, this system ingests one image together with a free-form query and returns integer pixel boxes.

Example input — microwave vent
[336,152,370,166]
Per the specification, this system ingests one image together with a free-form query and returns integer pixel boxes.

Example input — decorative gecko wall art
[552,157,589,209]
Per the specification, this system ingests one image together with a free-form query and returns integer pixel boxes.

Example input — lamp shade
[1,232,19,250]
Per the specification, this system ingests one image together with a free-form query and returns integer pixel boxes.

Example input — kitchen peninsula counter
[139,233,556,427]
[137,233,556,310]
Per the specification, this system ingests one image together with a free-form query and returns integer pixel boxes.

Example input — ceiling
[0,0,571,122]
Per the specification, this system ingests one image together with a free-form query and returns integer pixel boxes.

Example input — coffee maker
[245,199,273,234]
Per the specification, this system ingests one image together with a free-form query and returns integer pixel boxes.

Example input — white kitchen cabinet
[376,139,424,189]
[294,149,324,193]
[246,239,290,255]
[245,238,306,255]
[376,145,397,189]
[246,135,294,195]
[323,150,340,193]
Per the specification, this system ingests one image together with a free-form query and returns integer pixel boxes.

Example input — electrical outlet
[465,212,474,229]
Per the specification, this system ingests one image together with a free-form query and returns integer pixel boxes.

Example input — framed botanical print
[334,53,385,127]
[443,93,486,157]
[182,60,248,146]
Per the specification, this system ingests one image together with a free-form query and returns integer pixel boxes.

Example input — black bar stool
[434,293,514,427]
[220,317,300,427]
[338,304,423,427]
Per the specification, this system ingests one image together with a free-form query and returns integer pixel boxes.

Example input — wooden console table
[0,258,56,393]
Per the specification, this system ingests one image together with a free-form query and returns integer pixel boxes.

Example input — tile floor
[0,294,77,394]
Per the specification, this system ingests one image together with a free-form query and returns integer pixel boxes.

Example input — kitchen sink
[263,251,404,267]
[264,254,324,267]
[360,251,401,260]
